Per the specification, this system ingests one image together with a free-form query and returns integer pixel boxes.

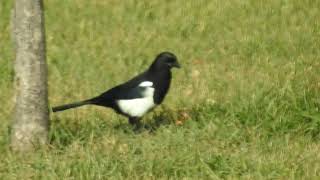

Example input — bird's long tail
[52,99,93,112]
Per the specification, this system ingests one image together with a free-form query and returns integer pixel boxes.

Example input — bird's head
[149,52,181,71]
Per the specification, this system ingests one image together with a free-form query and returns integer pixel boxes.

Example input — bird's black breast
[149,70,172,104]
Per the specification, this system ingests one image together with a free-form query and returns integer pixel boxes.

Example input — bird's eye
[167,58,175,63]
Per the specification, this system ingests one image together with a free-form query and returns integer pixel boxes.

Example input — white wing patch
[117,87,155,117]
[139,81,153,87]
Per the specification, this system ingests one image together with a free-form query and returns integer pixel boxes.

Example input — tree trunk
[10,0,49,151]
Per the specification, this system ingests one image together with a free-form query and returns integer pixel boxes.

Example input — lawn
[0,0,320,179]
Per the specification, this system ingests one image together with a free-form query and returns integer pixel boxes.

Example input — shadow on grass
[112,109,177,134]
[49,107,180,149]
[48,104,218,148]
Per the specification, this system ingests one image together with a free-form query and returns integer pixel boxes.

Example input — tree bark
[10,0,49,151]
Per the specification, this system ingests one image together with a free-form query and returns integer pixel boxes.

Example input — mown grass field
[1,0,320,179]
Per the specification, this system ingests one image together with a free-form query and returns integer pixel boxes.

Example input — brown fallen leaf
[175,120,184,126]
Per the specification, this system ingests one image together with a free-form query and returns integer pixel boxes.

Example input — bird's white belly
[117,86,155,117]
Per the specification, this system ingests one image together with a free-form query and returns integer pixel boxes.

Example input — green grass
[1,0,320,179]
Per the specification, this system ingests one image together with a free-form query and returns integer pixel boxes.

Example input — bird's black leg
[128,117,142,131]
[128,117,140,125]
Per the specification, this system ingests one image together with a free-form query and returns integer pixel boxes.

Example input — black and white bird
[52,52,180,126]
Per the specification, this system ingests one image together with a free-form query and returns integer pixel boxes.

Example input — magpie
[52,52,180,126]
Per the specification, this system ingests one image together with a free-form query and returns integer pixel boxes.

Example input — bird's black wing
[97,71,150,100]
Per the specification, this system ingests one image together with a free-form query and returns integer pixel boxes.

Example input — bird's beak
[172,61,181,68]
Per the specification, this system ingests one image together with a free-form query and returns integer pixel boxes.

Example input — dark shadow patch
[145,106,181,132]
